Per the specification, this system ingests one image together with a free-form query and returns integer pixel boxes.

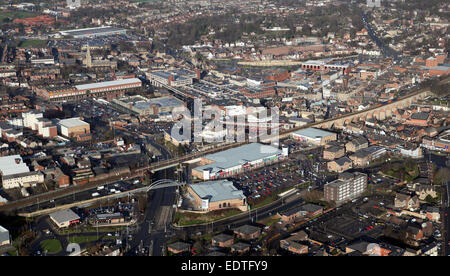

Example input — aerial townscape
[0,0,448,258]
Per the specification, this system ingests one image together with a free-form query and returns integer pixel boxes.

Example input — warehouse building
[56,117,90,137]
[59,26,127,38]
[187,179,247,211]
[56,118,91,141]
[0,155,44,189]
[49,209,80,228]
[35,78,142,102]
[192,143,285,180]
[111,95,185,117]
[291,128,337,145]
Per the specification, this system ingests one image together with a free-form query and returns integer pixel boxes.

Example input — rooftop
[410,112,430,121]
[293,128,336,139]
[75,78,141,91]
[0,155,30,177]
[194,143,282,174]
[212,233,234,242]
[189,179,245,202]
[59,26,127,37]
[57,117,89,129]
[168,242,191,251]
[49,209,80,224]
[233,224,260,235]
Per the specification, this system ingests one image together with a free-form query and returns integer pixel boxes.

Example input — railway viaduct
[314,90,433,130]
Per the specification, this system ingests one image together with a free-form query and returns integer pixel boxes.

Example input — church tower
[85,44,92,68]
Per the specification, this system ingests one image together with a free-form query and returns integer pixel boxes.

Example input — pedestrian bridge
[145,179,185,192]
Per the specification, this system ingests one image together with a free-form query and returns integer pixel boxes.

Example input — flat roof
[326,179,347,188]
[75,78,141,91]
[410,112,430,121]
[293,128,335,139]
[49,209,80,224]
[189,179,245,202]
[194,143,282,174]
[0,155,30,176]
[60,26,127,36]
[57,118,89,129]
[132,96,184,110]
[233,224,260,235]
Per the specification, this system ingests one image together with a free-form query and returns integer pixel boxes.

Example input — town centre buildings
[192,143,286,180]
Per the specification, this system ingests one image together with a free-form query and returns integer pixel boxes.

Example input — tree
[424,195,437,205]
[301,190,323,203]
[434,167,450,186]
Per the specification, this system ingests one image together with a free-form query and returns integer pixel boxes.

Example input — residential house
[345,137,368,153]
[168,242,191,255]
[211,234,234,248]
[230,242,251,254]
[233,225,261,240]
[323,146,345,160]
[327,157,352,173]
[394,193,420,210]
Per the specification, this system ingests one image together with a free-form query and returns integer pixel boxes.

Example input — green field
[19,40,47,48]
[40,239,62,254]
[67,235,115,244]
[174,209,242,226]
[0,11,36,23]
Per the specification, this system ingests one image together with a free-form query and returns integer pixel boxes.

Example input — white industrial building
[0,225,10,246]
[59,26,127,38]
[192,143,286,180]
[291,128,337,145]
[56,117,90,138]
[49,209,80,228]
[0,155,44,189]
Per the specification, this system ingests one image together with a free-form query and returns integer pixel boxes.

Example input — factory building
[192,143,285,180]
[111,95,185,117]
[291,128,337,145]
[187,179,247,211]
[0,155,44,189]
[56,118,91,141]
[35,78,142,102]
[59,26,127,38]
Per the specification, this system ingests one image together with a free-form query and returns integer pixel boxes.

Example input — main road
[173,192,305,237]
